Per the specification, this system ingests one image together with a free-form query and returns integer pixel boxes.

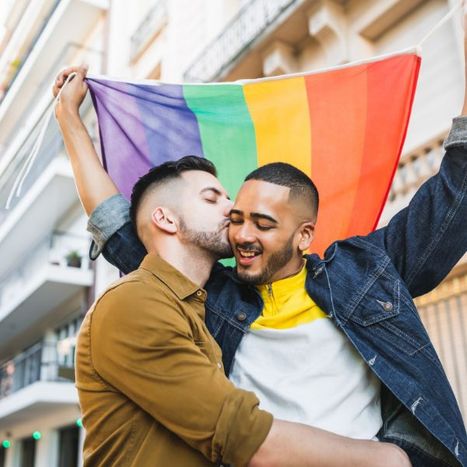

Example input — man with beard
[73,154,408,466]
[54,48,467,464]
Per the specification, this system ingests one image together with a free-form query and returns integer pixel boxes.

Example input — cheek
[228,225,236,242]
[262,233,289,252]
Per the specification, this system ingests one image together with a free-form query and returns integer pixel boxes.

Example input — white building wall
[2,405,81,467]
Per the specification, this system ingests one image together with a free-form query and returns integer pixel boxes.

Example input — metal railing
[184,0,299,82]
[388,135,446,204]
[130,0,168,61]
[0,340,75,400]
[0,231,91,310]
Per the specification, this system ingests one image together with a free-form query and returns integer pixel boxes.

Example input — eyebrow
[230,209,278,224]
[200,187,230,200]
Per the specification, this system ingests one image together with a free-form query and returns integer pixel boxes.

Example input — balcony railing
[184,0,298,82]
[388,134,446,204]
[0,340,75,400]
[0,231,91,310]
[130,0,168,61]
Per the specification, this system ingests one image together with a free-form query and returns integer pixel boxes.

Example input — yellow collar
[257,262,307,304]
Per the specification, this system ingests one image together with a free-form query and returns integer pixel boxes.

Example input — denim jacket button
[236,311,247,322]
[383,302,393,312]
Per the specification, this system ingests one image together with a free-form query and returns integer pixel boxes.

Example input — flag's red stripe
[305,63,369,255]
[347,54,421,235]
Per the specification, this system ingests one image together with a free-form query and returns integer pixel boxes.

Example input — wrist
[56,104,82,125]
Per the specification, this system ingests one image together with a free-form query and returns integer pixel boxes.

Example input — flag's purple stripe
[87,78,203,199]
[87,79,152,199]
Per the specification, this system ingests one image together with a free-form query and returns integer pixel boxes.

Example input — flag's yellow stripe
[243,77,312,176]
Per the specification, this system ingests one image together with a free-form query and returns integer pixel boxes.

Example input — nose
[232,221,256,244]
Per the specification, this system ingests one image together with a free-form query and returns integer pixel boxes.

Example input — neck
[148,241,216,287]
[268,257,305,284]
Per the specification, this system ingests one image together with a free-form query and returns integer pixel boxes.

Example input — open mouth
[236,246,262,266]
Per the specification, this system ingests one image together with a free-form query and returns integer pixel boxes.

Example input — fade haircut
[129,155,217,228]
[245,162,319,218]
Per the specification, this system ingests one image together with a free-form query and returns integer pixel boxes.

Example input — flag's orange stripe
[243,77,312,176]
[305,64,368,256]
[347,54,421,234]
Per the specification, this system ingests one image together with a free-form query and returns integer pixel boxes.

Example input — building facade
[0,0,465,465]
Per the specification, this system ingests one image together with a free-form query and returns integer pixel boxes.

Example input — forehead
[234,180,290,214]
[180,170,227,194]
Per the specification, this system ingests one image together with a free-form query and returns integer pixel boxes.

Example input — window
[55,317,82,369]
[58,425,79,467]
[19,438,35,467]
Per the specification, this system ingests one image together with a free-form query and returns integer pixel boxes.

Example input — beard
[179,218,232,259]
[236,234,294,285]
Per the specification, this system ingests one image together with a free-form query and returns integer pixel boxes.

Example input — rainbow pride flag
[86,51,420,255]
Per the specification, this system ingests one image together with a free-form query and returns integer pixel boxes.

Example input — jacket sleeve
[369,116,467,297]
[87,194,146,273]
[91,281,273,465]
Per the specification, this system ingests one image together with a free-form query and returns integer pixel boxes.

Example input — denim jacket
[88,118,467,465]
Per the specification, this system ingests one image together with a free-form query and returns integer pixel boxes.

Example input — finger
[76,64,89,80]
[55,66,84,85]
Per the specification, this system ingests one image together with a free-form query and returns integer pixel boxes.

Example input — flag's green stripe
[183,84,258,199]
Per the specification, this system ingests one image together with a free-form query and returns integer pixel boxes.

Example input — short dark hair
[245,162,319,217]
[129,155,217,227]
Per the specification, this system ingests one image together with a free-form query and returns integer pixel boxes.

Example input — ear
[297,221,315,252]
[151,207,178,234]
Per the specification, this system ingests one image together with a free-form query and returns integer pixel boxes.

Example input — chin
[236,268,263,285]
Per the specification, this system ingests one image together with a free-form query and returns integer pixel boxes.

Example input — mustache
[235,243,262,253]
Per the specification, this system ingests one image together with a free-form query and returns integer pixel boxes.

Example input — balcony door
[19,438,35,467]
[58,425,79,467]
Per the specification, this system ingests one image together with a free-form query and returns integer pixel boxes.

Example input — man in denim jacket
[54,56,467,467]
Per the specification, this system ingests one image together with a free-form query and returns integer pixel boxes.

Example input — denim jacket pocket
[348,278,401,326]
[348,278,430,356]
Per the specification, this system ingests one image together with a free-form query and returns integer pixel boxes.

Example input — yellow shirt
[252,263,327,330]
[230,261,382,440]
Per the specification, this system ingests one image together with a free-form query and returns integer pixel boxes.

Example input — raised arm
[53,66,119,216]
[369,22,467,297]
[53,66,146,269]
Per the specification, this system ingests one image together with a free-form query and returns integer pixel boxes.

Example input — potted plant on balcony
[65,250,82,268]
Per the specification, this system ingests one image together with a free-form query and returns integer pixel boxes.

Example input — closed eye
[257,224,274,231]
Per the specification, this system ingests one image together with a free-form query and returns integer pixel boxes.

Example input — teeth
[238,249,259,258]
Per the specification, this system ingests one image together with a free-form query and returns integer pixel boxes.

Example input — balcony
[0,116,84,281]
[0,41,103,167]
[0,232,92,356]
[0,341,77,428]
[130,0,168,62]
[0,1,60,107]
[0,0,108,150]
[379,133,446,226]
[184,0,302,82]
